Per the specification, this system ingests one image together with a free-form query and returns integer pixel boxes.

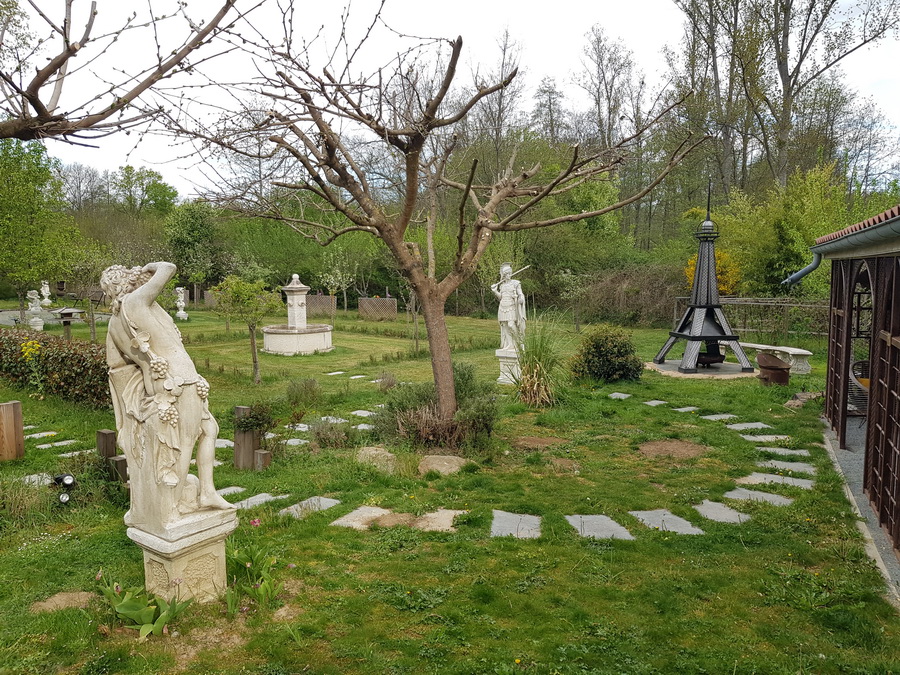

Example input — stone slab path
[724,487,794,506]
[643,400,668,407]
[217,486,246,496]
[757,459,816,475]
[701,413,737,421]
[565,514,635,540]
[672,406,699,413]
[757,446,810,457]
[280,496,341,519]
[608,392,631,400]
[629,509,705,534]
[36,440,78,449]
[25,431,57,439]
[331,506,393,530]
[232,493,289,509]
[726,422,772,431]
[693,500,750,524]
[490,510,542,539]
[740,434,791,443]
[736,472,814,489]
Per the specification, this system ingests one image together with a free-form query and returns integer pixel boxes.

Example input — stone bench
[735,342,813,375]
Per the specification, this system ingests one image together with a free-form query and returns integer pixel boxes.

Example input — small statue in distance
[491,262,526,351]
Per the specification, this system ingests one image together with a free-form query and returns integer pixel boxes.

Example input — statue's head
[500,263,513,281]
[100,265,152,314]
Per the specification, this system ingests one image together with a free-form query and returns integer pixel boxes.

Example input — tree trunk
[418,289,457,420]
[342,288,347,312]
[17,292,25,323]
[249,323,260,385]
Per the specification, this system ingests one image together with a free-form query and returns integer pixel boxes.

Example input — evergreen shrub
[0,328,111,407]
[570,324,643,382]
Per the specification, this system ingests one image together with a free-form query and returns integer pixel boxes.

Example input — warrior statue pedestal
[496,348,521,385]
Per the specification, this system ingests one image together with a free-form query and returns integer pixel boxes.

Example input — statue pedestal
[126,510,237,603]
[495,348,520,385]
[28,315,44,331]
[175,310,189,321]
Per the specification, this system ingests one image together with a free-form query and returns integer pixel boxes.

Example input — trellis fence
[306,295,337,318]
[672,297,829,337]
[359,297,398,320]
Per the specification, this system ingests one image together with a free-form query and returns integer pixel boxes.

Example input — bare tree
[175,20,704,420]
[0,0,245,142]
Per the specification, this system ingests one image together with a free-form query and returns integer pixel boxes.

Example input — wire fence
[358,297,398,321]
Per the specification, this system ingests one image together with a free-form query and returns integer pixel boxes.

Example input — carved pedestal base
[175,310,189,321]
[28,316,44,331]
[495,348,520,385]
[126,511,237,603]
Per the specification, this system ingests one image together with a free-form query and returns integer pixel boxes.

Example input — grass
[1,309,897,673]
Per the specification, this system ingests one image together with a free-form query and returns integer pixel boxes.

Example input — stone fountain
[263,274,333,355]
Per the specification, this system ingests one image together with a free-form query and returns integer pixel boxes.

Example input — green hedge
[0,327,111,408]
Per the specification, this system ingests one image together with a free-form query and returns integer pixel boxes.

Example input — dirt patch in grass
[512,436,565,451]
[31,591,96,613]
[550,458,580,473]
[638,440,709,459]
[171,623,247,670]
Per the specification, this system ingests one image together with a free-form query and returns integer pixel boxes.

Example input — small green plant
[226,537,283,611]
[570,324,643,382]
[286,378,322,409]
[234,402,276,433]
[310,420,353,448]
[96,572,192,639]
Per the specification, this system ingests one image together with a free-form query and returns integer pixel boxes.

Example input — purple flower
[250,518,261,527]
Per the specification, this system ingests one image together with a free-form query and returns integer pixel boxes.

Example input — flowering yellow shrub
[684,249,741,295]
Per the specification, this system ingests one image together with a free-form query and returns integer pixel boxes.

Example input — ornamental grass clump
[570,324,643,382]
[515,315,567,407]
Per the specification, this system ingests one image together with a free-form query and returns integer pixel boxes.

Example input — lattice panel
[306,295,337,318]
[358,297,398,321]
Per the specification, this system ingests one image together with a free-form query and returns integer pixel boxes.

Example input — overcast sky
[43,0,900,196]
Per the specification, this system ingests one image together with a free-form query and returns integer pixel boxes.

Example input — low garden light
[53,473,76,504]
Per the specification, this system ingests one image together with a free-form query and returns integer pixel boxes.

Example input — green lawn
[1,311,896,674]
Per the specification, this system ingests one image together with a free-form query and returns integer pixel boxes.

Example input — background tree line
[2,0,899,327]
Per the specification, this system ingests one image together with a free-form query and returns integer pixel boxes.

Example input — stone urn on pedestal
[263,274,333,355]
[26,290,44,331]
[175,287,189,321]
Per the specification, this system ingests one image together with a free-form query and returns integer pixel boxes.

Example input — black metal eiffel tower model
[653,200,754,374]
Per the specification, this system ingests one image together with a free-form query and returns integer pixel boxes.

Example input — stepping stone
[351,410,376,417]
[320,416,348,424]
[701,413,737,421]
[232,493,289,509]
[412,509,468,533]
[331,505,393,530]
[352,423,375,431]
[265,432,277,440]
[36,440,78,449]
[357,447,396,474]
[693,500,750,524]
[285,423,308,432]
[672,406,699,413]
[215,438,234,448]
[736,472,814,490]
[565,514,635,540]
[25,431,57,439]
[608,392,631,400]
[369,379,383,383]
[349,375,367,380]
[756,459,816,475]
[490,510,542,539]
[374,404,385,408]
[740,434,790,443]
[23,425,36,430]
[326,371,345,376]
[629,509,704,534]
[21,473,52,486]
[58,449,91,458]
[724,487,794,506]
[643,400,668,407]
[419,455,469,476]
[757,446,810,457]
[217,486,246,496]
[285,438,309,446]
[280,496,341,519]
[726,422,773,431]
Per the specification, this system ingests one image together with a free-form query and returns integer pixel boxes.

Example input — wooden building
[807,204,900,549]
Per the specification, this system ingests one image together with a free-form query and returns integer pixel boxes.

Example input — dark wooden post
[233,406,259,470]
[0,401,24,461]
[96,429,117,458]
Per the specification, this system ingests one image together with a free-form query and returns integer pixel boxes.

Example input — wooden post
[233,406,259,470]
[108,455,129,482]
[0,401,24,461]
[255,449,272,471]
[96,429,117,459]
